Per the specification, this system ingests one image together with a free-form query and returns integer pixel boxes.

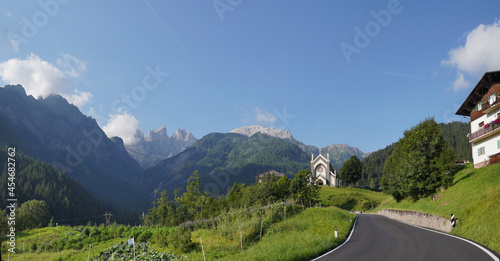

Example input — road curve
[314,214,498,261]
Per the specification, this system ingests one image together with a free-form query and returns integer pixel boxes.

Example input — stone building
[310,151,342,186]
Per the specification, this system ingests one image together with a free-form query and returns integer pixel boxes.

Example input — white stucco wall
[471,106,500,166]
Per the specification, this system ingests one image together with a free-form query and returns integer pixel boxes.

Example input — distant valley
[0,84,470,221]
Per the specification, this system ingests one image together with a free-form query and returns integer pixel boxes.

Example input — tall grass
[177,207,355,261]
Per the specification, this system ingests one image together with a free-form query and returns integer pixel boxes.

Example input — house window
[489,93,497,105]
[479,122,484,128]
[478,147,485,156]
[476,101,483,111]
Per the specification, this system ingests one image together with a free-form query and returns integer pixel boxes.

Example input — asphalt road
[314,214,498,261]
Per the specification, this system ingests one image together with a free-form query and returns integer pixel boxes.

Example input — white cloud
[452,73,470,91]
[254,107,276,125]
[67,90,93,108]
[102,112,142,145]
[57,54,87,78]
[0,53,91,108]
[443,20,500,91]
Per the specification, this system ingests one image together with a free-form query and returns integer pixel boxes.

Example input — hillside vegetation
[1,205,355,260]
[319,186,390,211]
[360,121,471,188]
[375,163,500,254]
[146,133,310,196]
[0,146,108,226]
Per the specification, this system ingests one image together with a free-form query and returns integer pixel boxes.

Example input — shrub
[137,230,153,243]
[90,227,101,238]
[153,228,169,247]
[83,227,90,237]
[167,228,192,253]
[30,242,37,253]
[116,225,125,237]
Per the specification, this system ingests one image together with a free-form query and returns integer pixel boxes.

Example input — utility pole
[104,212,113,226]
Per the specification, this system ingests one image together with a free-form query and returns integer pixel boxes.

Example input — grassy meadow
[319,186,390,211]
[1,205,355,260]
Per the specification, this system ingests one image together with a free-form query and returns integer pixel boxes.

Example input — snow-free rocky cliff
[125,127,197,169]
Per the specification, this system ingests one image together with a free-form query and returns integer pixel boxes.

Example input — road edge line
[378,214,499,261]
[310,215,358,261]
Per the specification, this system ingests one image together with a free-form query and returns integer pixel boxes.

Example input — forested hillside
[439,121,471,162]
[359,121,472,188]
[0,146,108,225]
[145,132,310,196]
[0,85,146,208]
[359,143,396,188]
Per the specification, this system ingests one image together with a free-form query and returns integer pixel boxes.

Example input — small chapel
[310,150,342,187]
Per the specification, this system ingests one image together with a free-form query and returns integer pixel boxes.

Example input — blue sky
[1,0,500,153]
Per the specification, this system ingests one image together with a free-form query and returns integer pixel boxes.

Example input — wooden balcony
[483,96,500,114]
[469,121,500,143]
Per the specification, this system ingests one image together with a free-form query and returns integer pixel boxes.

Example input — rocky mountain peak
[172,128,187,140]
[229,125,294,140]
[145,126,168,142]
[174,129,196,142]
[126,126,198,169]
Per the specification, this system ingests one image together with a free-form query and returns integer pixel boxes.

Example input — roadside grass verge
[319,186,390,211]
[157,207,355,261]
[375,163,500,254]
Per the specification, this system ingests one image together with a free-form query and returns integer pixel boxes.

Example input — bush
[137,230,153,243]
[167,228,192,253]
[126,227,142,240]
[153,228,169,247]
[116,225,125,237]
[83,227,91,237]
[90,227,101,238]
[30,242,37,253]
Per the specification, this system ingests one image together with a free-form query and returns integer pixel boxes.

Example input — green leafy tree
[0,209,7,234]
[339,155,362,187]
[18,200,50,231]
[181,171,202,220]
[256,173,280,205]
[381,118,456,201]
[227,181,245,208]
[290,169,320,206]
[274,175,290,199]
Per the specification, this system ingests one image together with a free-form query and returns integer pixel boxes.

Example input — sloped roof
[256,170,285,179]
[456,71,500,116]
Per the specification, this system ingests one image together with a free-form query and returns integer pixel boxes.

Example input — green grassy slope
[319,186,390,211]
[3,207,355,261]
[375,163,500,254]
[176,207,355,261]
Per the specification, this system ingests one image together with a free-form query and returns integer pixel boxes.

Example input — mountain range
[0,84,473,221]
[230,125,368,169]
[143,132,311,196]
[126,127,197,169]
[0,85,146,208]
[0,84,375,216]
